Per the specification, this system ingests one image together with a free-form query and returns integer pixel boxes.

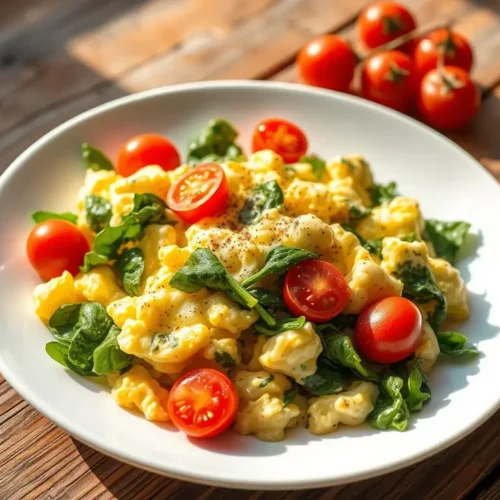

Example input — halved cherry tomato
[117,133,180,177]
[297,34,357,92]
[252,118,308,163]
[354,296,422,364]
[283,260,350,323]
[166,163,229,223]
[417,66,480,130]
[27,219,90,281]
[361,50,417,112]
[167,368,238,438]
[357,2,416,50]
[412,29,473,81]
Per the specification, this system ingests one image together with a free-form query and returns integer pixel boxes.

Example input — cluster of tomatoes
[297,1,479,130]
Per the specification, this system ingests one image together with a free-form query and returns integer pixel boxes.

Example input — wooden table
[1,1,499,498]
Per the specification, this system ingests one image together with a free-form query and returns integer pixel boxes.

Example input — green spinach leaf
[82,143,114,171]
[93,325,132,375]
[282,387,298,408]
[301,361,347,396]
[436,331,479,358]
[187,119,244,166]
[371,181,398,206]
[48,303,83,342]
[348,204,371,220]
[340,223,364,242]
[85,195,112,232]
[404,361,431,412]
[368,374,410,431]
[248,288,285,309]
[214,351,237,369]
[255,316,306,337]
[31,211,78,224]
[363,238,383,258]
[424,219,471,264]
[393,262,446,331]
[259,375,274,388]
[239,180,284,224]
[299,155,326,181]
[241,245,317,288]
[150,333,178,352]
[116,247,145,296]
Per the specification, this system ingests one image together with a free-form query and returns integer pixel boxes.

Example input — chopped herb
[283,387,298,408]
[239,180,284,224]
[371,181,398,206]
[299,155,326,181]
[259,375,274,388]
[214,350,237,369]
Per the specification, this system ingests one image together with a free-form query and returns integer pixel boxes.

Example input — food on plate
[297,35,357,92]
[357,2,416,50]
[29,117,478,441]
[417,66,480,129]
[361,50,417,113]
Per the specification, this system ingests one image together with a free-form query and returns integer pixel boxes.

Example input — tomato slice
[354,296,422,364]
[27,219,90,281]
[283,260,350,322]
[166,163,229,223]
[252,118,308,163]
[167,368,238,438]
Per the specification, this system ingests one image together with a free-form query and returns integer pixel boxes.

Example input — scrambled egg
[34,148,471,442]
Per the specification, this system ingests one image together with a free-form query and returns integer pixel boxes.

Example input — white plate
[0,81,499,490]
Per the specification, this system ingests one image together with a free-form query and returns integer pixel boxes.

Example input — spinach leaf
[31,211,78,224]
[424,219,471,264]
[239,181,284,224]
[150,333,178,352]
[340,223,364,242]
[371,181,398,206]
[348,204,371,220]
[82,193,174,272]
[93,325,132,375]
[82,143,114,171]
[48,303,83,342]
[363,239,383,258]
[323,332,378,381]
[45,342,92,376]
[404,361,431,412]
[255,316,306,337]
[67,303,113,373]
[368,374,410,431]
[187,119,244,166]
[242,246,317,288]
[214,351,237,369]
[169,248,275,325]
[283,387,298,408]
[436,331,479,359]
[248,288,285,309]
[116,248,144,296]
[301,361,347,396]
[400,233,417,243]
[85,195,112,232]
[393,262,446,331]
[259,375,274,388]
[299,155,326,181]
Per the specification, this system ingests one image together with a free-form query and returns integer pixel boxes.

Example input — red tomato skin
[297,35,357,92]
[354,296,422,364]
[251,118,308,163]
[413,29,473,81]
[117,133,180,177]
[417,66,480,130]
[283,260,350,323]
[357,2,416,50]
[27,220,90,281]
[166,163,229,223]
[167,368,238,438]
[361,50,417,112]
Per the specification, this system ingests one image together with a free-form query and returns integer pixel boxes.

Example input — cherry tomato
[167,368,238,438]
[27,220,90,281]
[252,118,308,163]
[283,260,350,323]
[357,2,416,50]
[117,133,180,177]
[361,50,416,112]
[413,29,473,81]
[417,66,480,130]
[297,34,357,92]
[166,163,229,223]
[354,296,422,364]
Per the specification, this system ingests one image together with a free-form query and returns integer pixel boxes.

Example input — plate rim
[1,80,499,490]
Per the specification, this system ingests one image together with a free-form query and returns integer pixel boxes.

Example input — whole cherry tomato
[417,66,480,129]
[361,50,417,112]
[297,34,357,92]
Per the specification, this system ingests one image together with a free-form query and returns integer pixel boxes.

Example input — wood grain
[1,0,500,498]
